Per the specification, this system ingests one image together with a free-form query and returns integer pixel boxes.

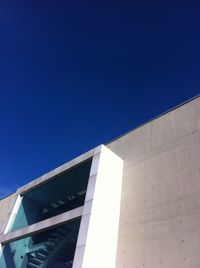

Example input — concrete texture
[0,194,17,235]
[107,96,200,268]
[0,96,200,268]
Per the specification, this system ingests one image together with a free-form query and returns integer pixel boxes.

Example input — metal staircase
[26,226,76,268]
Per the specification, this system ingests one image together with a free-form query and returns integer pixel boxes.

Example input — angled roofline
[1,93,199,200]
[106,93,200,145]
[0,145,103,200]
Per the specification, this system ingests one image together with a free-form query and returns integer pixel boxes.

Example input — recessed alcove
[10,159,92,232]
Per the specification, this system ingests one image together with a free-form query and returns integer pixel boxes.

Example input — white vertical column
[73,145,123,268]
[0,194,22,257]
[3,194,23,235]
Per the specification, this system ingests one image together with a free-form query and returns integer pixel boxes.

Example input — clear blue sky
[0,1,200,198]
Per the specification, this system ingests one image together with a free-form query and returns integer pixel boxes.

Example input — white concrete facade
[73,145,123,268]
[107,96,200,268]
[0,95,200,268]
[0,145,123,267]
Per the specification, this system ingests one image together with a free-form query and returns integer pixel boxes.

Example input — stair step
[46,241,56,247]
[29,257,43,265]
[38,248,50,255]
[30,253,36,258]
[57,199,65,205]
[50,202,59,208]
[27,262,41,268]
[35,252,46,260]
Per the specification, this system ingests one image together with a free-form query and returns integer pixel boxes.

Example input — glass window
[10,159,92,232]
[0,219,81,268]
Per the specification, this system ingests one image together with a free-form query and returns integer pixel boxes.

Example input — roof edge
[106,93,200,145]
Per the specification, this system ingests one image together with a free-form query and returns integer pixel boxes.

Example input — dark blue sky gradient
[0,0,200,197]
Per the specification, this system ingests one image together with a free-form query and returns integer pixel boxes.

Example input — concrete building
[0,95,200,268]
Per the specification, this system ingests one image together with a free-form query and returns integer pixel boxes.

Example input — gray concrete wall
[107,96,200,268]
[1,96,200,268]
[0,194,17,234]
